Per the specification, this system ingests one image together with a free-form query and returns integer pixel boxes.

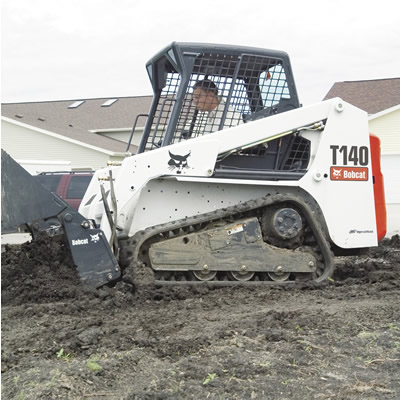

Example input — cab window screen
[259,65,290,107]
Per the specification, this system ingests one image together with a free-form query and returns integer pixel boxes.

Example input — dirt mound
[1,234,94,305]
[333,235,400,285]
[2,235,400,399]
[2,234,400,306]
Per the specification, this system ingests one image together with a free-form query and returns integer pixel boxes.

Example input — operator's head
[192,79,219,112]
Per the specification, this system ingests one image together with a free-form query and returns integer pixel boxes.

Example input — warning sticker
[227,224,244,235]
[330,167,368,181]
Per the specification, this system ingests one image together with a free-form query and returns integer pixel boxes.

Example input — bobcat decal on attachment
[168,151,191,174]
[90,233,100,243]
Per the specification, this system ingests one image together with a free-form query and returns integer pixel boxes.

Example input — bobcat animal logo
[90,233,100,243]
[332,168,342,178]
[168,151,191,174]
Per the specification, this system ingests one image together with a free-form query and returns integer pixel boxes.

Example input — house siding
[1,119,110,170]
[381,154,400,237]
[99,128,144,147]
[369,109,400,154]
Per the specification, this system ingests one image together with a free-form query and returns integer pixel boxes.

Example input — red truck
[34,171,93,210]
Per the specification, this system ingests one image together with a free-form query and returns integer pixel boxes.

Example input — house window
[68,100,85,109]
[101,99,118,107]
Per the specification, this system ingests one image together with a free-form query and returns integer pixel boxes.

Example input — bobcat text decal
[71,234,100,246]
[330,167,368,181]
[330,145,369,181]
[72,238,88,246]
[168,151,191,174]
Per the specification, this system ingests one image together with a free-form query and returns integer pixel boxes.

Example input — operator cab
[138,42,300,151]
[137,42,309,180]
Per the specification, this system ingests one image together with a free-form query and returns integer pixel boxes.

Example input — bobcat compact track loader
[2,42,387,287]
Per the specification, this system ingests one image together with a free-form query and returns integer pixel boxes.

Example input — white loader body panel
[80,98,377,249]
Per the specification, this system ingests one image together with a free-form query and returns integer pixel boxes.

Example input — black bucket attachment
[1,150,121,287]
[1,149,67,233]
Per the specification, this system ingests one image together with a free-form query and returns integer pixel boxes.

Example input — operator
[192,79,243,133]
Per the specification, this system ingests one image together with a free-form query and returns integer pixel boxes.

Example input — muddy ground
[1,235,400,400]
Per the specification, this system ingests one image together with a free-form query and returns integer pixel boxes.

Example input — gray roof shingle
[323,78,400,114]
[1,96,153,153]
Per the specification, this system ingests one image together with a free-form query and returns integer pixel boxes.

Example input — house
[1,96,153,170]
[324,78,400,237]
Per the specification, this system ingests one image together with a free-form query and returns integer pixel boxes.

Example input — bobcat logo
[332,168,342,179]
[90,233,100,243]
[168,151,191,174]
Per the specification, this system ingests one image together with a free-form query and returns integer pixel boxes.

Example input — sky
[2,0,400,106]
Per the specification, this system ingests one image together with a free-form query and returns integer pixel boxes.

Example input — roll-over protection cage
[138,42,299,150]
[135,42,310,180]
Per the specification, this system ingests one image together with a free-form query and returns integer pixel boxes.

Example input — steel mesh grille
[144,52,291,151]
[281,136,310,171]
[147,72,181,150]
[241,136,310,169]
